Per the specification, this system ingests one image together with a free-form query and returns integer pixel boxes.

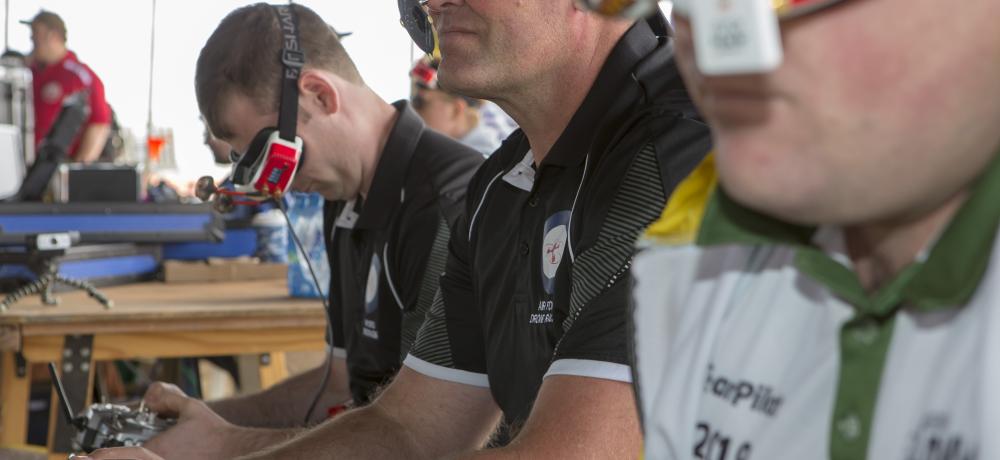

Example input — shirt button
[836,414,861,441]
[520,242,530,256]
[528,196,539,207]
[851,321,879,346]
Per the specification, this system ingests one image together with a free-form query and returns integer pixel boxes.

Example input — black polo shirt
[323,100,483,404]
[405,13,712,429]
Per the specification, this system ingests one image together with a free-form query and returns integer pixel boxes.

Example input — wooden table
[0,279,326,459]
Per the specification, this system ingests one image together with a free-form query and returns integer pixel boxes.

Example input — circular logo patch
[42,82,63,104]
[365,255,381,313]
[542,225,568,280]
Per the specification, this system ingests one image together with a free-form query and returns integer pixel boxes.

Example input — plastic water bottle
[251,208,288,263]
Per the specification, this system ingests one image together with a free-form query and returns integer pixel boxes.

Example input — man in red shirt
[22,10,111,163]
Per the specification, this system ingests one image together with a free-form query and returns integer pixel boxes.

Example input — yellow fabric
[428,14,441,60]
[643,153,717,245]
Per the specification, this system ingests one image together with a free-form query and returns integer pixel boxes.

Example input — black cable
[275,198,335,426]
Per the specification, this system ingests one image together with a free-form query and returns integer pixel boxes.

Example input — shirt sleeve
[86,71,111,125]
[329,296,346,352]
[323,202,347,352]
[405,210,490,387]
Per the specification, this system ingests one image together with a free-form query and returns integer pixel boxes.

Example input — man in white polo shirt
[624,0,1000,458]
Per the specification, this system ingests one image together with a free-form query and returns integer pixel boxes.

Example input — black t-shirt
[323,100,483,404]
[406,14,712,429]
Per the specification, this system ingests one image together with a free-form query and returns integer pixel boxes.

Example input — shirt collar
[32,50,76,73]
[502,151,536,192]
[541,14,666,167]
[355,100,424,230]
[697,150,1000,312]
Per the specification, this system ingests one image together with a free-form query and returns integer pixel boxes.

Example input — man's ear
[299,69,341,116]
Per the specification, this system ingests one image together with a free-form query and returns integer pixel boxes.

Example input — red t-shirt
[31,50,112,158]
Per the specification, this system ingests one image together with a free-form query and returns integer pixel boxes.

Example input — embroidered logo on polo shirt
[541,210,571,295]
[42,82,63,104]
[363,255,381,340]
[905,414,977,460]
[703,364,783,417]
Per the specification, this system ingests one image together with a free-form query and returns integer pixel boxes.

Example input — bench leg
[257,352,288,389]
[1,351,31,445]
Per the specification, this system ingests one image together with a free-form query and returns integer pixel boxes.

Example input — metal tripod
[0,257,113,312]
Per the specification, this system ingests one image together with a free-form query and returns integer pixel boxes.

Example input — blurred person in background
[410,56,516,156]
[22,10,111,164]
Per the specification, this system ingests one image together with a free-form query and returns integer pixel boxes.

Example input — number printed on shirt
[693,422,752,460]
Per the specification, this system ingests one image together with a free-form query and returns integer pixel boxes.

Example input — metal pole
[147,0,156,134]
[4,0,10,51]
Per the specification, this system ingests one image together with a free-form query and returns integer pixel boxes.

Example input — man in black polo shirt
[87,2,709,459]
[87,5,482,459]
[403,3,711,445]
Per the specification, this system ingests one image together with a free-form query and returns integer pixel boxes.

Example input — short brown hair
[21,10,67,42]
[196,3,362,139]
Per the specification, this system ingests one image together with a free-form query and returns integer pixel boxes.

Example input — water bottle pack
[283,192,330,298]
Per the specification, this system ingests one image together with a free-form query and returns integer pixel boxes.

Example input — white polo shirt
[631,153,1000,460]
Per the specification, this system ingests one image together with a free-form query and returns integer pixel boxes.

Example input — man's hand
[80,447,164,460]
[139,382,249,460]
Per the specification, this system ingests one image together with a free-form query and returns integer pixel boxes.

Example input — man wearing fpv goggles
[85,4,483,460]
[581,0,1000,459]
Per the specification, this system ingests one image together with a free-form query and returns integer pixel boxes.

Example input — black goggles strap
[274,4,304,143]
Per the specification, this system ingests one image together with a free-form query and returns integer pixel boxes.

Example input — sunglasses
[576,0,846,20]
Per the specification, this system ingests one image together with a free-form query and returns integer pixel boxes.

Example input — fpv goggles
[197,5,305,211]
[576,0,847,75]
[229,4,305,201]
